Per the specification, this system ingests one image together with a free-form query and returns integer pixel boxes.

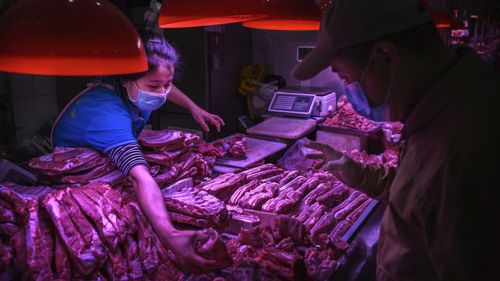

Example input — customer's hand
[304,141,344,169]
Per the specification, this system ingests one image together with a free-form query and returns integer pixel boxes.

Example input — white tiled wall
[8,74,58,143]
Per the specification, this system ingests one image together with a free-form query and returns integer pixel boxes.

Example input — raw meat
[105,248,128,281]
[139,129,185,149]
[201,173,247,201]
[323,95,379,131]
[228,179,260,205]
[122,235,143,281]
[334,194,368,221]
[328,220,352,241]
[41,189,107,275]
[316,182,349,208]
[128,200,159,275]
[25,200,54,281]
[228,134,247,159]
[68,187,122,250]
[54,234,71,281]
[163,186,228,227]
[88,170,126,187]
[346,199,372,223]
[59,160,115,183]
[241,183,279,210]
[29,148,101,175]
[193,228,232,268]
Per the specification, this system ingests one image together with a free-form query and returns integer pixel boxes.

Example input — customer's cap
[292,0,430,80]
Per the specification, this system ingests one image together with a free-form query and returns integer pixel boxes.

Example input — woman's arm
[167,85,225,132]
[128,165,216,274]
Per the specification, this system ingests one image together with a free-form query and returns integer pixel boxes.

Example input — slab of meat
[0,242,12,269]
[122,235,143,281]
[168,212,211,227]
[261,176,307,212]
[278,175,307,193]
[193,228,232,268]
[139,129,185,149]
[228,134,247,159]
[88,170,126,187]
[316,182,349,208]
[154,166,179,187]
[0,222,19,236]
[0,184,29,214]
[68,187,122,251]
[241,164,277,177]
[25,200,54,281]
[228,179,260,205]
[128,200,159,275]
[309,209,338,240]
[163,187,228,227]
[0,204,16,223]
[29,148,101,175]
[302,183,331,206]
[262,171,288,183]
[106,248,129,281]
[304,204,327,230]
[334,193,368,221]
[328,220,352,241]
[59,160,115,183]
[241,183,279,210]
[201,173,247,201]
[154,240,185,281]
[54,234,71,281]
[246,168,283,181]
[294,202,322,223]
[85,183,137,237]
[10,229,28,272]
[346,198,372,223]
[322,96,379,131]
[144,152,174,166]
[41,190,107,275]
[278,170,300,186]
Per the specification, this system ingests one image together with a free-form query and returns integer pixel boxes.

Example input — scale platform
[214,135,287,170]
[246,116,318,140]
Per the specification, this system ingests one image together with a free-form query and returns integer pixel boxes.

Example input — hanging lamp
[431,10,453,29]
[0,0,147,76]
[242,0,321,31]
[159,0,267,28]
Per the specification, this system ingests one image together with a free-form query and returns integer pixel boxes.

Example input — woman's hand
[162,229,218,274]
[190,106,225,132]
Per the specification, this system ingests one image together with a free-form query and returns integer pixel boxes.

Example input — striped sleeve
[105,142,149,176]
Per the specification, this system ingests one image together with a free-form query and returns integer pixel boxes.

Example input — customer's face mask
[344,48,395,121]
[127,81,171,111]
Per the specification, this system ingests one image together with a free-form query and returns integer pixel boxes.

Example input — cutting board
[215,135,287,169]
[246,116,318,140]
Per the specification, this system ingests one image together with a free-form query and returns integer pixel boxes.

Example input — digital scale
[247,87,338,141]
[268,87,337,118]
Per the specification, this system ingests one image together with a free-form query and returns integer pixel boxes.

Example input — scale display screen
[270,93,314,113]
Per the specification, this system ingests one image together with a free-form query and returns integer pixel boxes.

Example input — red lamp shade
[242,0,321,31]
[0,0,147,76]
[159,0,267,28]
[430,10,453,29]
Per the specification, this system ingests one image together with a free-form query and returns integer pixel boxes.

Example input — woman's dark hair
[119,32,180,82]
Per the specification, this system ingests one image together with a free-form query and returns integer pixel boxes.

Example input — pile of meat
[0,181,234,281]
[199,164,374,242]
[347,146,399,168]
[323,96,379,132]
[194,134,247,159]
[29,130,220,188]
[224,216,349,280]
[162,185,229,228]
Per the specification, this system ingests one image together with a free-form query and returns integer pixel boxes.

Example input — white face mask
[127,82,171,111]
[344,49,394,121]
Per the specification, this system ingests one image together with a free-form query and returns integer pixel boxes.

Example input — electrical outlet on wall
[297,46,314,62]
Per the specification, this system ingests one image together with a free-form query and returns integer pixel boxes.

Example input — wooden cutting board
[215,135,287,169]
[246,116,318,140]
